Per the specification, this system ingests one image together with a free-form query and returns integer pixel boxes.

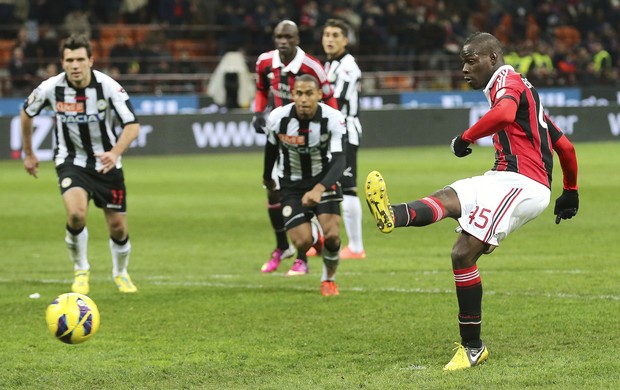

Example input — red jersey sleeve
[547,115,578,190]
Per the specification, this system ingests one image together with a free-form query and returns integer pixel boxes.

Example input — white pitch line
[7,277,620,301]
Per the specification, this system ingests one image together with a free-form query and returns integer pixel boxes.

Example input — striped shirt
[325,52,362,145]
[266,102,346,184]
[255,47,335,111]
[23,70,138,171]
[484,65,559,187]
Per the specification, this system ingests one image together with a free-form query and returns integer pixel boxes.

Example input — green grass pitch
[1,142,618,389]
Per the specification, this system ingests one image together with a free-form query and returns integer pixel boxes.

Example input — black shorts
[280,183,342,230]
[56,164,127,212]
[340,143,358,195]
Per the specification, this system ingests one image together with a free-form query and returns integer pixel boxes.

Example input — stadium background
[1,0,619,160]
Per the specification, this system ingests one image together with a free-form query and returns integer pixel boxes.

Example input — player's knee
[450,246,476,268]
[66,212,86,228]
[324,236,341,252]
[292,235,313,252]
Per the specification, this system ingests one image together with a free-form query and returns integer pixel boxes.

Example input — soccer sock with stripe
[454,265,483,348]
[110,235,131,277]
[65,225,89,271]
[321,241,340,281]
[267,200,289,250]
[392,197,446,227]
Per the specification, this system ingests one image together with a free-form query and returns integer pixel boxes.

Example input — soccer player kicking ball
[365,32,579,370]
[262,74,347,296]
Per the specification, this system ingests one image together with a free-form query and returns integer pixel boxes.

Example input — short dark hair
[463,32,503,56]
[295,74,320,88]
[60,34,92,58]
[324,18,350,37]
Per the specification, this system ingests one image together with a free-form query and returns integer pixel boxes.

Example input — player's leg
[365,171,461,233]
[443,233,489,370]
[262,187,295,271]
[316,186,343,296]
[317,212,341,296]
[340,144,365,259]
[285,213,312,277]
[62,186,91,294]
[104,209,136,292]
[93,169,137,293]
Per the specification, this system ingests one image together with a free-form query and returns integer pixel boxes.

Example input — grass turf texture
[1,142,618,389]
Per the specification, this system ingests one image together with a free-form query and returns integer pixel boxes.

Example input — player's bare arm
[95,123,140,174]
[20,109,39,178]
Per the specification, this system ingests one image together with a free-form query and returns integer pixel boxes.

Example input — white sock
[342,194,364,252]
[66,227,89,271]
[110,238,131,277]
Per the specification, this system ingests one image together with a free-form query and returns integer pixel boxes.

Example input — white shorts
[448,171,550,246]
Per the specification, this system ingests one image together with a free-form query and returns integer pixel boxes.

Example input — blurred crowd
[2,0,620,95]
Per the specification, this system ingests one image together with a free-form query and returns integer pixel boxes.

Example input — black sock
[454,265,483,348]
[66,224,85,236]
[268,201,288,250]
[392,197,445,227]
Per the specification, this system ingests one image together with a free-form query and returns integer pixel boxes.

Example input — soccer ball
[45,293,100,344]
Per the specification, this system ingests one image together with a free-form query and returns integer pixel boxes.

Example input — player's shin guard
[110,236,131,277]
[454,265,483,348]
[392,197,446,227]
[267,200,288,249]
[321,242,340,281]
[66,225,89,270]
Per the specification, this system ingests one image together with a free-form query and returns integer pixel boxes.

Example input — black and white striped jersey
[325,52,362,146]
[266,102,346,183]
[23,70,138,170]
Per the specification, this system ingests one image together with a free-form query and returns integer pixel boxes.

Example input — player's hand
[451,135,472,157]
[24,154,39,178]
[263,178,277,191]
[252,114,266,134]
[302,184,326,207]
[554,189,579,224]
[95,151,118,174]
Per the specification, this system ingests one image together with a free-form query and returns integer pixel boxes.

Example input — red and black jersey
[465,65,560,188]
[254,47,337,112]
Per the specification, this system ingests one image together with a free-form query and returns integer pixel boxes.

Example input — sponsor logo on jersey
[56,102,85,112]
[106,203,123,210]
[278,134,305,145]
[58,111,106,123]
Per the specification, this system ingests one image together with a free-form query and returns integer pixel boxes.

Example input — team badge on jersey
[61,177,72,188]
[97,99,108,110]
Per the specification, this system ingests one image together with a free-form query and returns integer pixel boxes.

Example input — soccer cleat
[365,171,394,233]
[320,280,340,296]
[261,247,295,273]
[340,246,366,259]
[114,274,138,293]
[71,270,90,295]
[443,342,489,371]
[285,259,309,276]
